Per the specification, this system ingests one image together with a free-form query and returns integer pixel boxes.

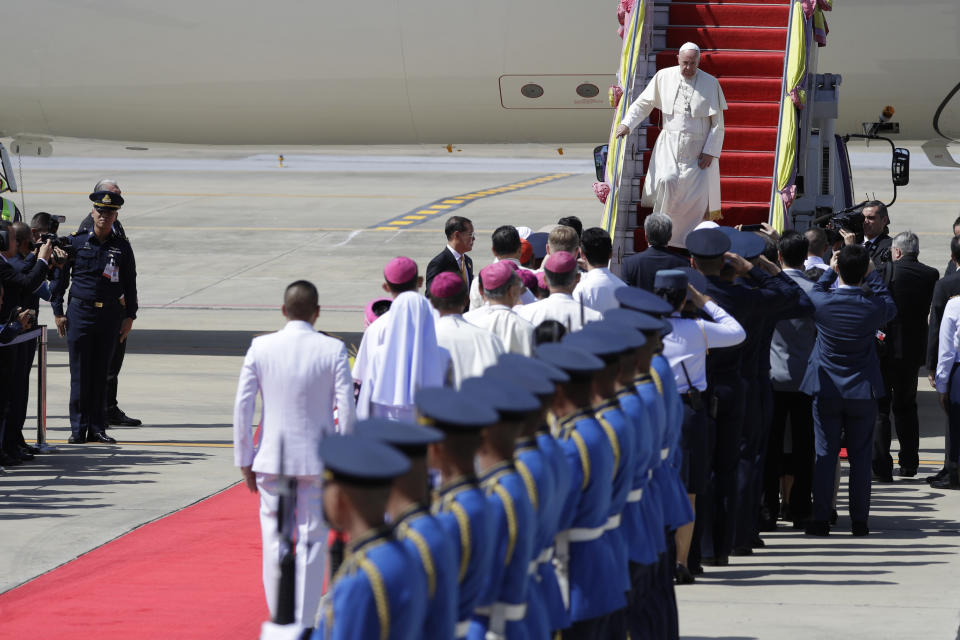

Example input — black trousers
[763,390,814,523]
[5,339,37,450]
[0,346,15,451]
[105,331,127,411]
[700,378,745,561]
[873,357,921,473]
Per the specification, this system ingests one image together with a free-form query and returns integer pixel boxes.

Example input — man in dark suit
[425,216,474,307]
[801,245,897,536]
[872,231,938,480]
[927,235,960,485]
[942,215,960,276]
[621,213,687,290]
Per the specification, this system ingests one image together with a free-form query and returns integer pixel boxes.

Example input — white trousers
[258,473,327,625]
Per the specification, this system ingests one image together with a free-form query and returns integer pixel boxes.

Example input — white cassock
[232,320,357,625]
[516,292,603,333]
[435,314,506,387]
[468,257,536,311]
[464,304,536,356]
[573,267,627,314]
[621,66,727,248]
[356,291,449,421]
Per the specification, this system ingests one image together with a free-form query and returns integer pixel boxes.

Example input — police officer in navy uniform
[76,179,140,427]
[51,191,138,444]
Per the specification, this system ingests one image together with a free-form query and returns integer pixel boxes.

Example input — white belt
[455,620,471,638]
[648,469,654,479]
[661,447,670,461]
[627,487,643,502]
[604,513,622,531]
[529,547,554,573]
[475,602,528,634]
[568,524,606,542]
[553,533,570,610]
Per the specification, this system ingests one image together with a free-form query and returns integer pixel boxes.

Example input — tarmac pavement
[0,142,958,638]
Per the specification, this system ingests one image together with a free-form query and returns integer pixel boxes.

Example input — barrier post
[35,324,53,452]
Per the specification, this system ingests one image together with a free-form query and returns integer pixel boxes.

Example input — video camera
[30,214,75,260]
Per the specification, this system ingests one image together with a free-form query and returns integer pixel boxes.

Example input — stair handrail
[600,0,651,239]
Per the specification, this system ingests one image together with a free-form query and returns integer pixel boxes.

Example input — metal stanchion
[35,324,54,452]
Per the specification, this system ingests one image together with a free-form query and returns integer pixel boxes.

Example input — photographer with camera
[838,201,893,266]
[0,221,53,466]
[51,191,138,445]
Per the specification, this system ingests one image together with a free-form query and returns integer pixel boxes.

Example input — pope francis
[616,42,728,247]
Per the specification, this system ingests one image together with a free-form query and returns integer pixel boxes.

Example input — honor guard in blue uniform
[459,377,538,640]
[418,387,498,640]
[614,286,688,639]
[535,343,621,639]
[491,353,573,634]
[311,434,427,640]
[50,191,137,445]
[603,308,670,639]
[561,324,643,637]
[355,419,458,640]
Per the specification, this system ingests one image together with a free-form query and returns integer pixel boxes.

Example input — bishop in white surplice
[618,42,727,248]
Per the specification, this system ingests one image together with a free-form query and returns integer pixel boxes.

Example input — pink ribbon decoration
[802,0,816,18]
[593,182,611,204]
[780,184,797,209]
[609,85,624,108]
[789,88,807,109]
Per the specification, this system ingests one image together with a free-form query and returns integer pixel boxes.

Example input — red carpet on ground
[0,484,268,639]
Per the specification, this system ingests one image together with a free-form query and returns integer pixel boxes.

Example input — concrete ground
[1,141,958,638]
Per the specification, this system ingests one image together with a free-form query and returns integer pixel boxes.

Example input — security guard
[76,179,140,427]
[311,433,427,640]
[51,191,137,444]
[459,377,537,640]
[419,387,498,640]
[535,342,621,639]
[355,418,458,640]
[490,353,572,635]
[562,325,643,637]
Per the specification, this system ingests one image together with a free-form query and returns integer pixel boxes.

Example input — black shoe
[16,447,35,461]
[925,468,948,484]
[899,466,918,478]
[930,471,960,490]
[107,408,142,427]
[851,521,869,536]
[0,451,22,466]
[68,434,87,444]
[780,503,793,522]
[758,518,778,532]
[751,535,765,549]
[830,509,839,525]
[805,520,830,536]
[23,444,40,455]
[731,546,753,556]
[689,563,704,575]
[675,564,695,585]
[88,431,117,444]
[873,470,894,483]
[702,555,729,567]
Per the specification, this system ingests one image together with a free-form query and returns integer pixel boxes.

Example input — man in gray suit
[764,231,817,528]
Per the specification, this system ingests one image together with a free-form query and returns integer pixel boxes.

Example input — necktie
[459,257,467,281]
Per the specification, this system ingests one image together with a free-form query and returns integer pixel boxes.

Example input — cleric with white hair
[616,42,728,247]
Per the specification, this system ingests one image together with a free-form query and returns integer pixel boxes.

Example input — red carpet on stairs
[0,484,268,639]
[635,0,790,249]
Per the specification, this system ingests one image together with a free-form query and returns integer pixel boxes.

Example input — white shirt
[233,320,356,476]
[352,311,390,385]
[468,257,536,310]
[936,297,960,394]
[804,255,828,272]
[516,292,602,333]
[435,314,505,387]
[464,304,535,356]
[661,301,746,392]
[573,267,627,314]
